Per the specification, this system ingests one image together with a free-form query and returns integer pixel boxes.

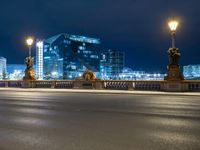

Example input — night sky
[0,0,200,72]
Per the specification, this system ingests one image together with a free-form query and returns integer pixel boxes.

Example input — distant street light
[26,37,34,57]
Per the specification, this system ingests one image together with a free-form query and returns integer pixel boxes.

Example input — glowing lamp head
[168,20,179,32]
[26,37,34,46]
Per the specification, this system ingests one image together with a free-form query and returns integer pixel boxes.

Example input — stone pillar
[73,81,81,89]
[22,80,31,88]
[94,81,103,89]
[51,81,56,88]
[5,81,8,88]
[164,64,184,81]
[164,64,184,92]
[164,47,185,92]
[165,81,182,92]
[128,82,134,90]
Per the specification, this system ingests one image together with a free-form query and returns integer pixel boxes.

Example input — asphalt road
[0,90,199,150]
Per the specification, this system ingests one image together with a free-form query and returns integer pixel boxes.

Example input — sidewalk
[0,87,200,96]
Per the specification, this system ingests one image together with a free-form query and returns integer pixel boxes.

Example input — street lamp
[168,20,179,48]
[164,19,184,81]
[168,20,179,32]
[26,37,34,57]
[23,36,36,81]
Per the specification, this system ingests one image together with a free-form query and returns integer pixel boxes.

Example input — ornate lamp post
[23,37,36,80]
[164,20,184,81]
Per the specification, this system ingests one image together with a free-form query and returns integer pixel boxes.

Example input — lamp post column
[171,31,176,48]
[29,46,31,58]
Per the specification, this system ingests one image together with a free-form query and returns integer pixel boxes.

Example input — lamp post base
[164,64,184,81]
[164,64,184,92]
[23,56,36,81]
[23,69,36,80]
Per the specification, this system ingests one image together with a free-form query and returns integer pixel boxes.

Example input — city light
[36,41,43,48]
[26,37,34,58]
[26,37,34,46]
[168,20,179,32]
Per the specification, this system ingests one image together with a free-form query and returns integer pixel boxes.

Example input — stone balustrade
[183,80,200,92]
[0,80,199,92]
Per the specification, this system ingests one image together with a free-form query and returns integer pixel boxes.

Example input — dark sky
[0,0,200,72]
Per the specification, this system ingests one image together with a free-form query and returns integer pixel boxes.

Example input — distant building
[7,64,25,74]
[7,64,26,80]
[0,57,7,78]
[183,65,200,79]
[36,41,44,80]
[100,49,125,80]
[36,33,101,80]
[118,67,165,80]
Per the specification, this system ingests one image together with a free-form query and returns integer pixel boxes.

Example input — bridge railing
[0,80,165,91]
[182,80,200,92]
[103,80,166,91]
[0,80,199,92]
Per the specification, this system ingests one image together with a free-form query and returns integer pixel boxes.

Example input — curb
[0,88,200,96]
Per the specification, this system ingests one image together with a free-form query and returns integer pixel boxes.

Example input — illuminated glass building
[0,57,7,77]
[100,49,125,80]
[36,33,100,80]
[183,64,200,79]
[7,64,26,80]
[36,41,44,80]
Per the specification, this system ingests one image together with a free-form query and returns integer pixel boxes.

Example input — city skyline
[0,0,200,71]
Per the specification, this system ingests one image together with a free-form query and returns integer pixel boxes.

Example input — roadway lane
[0,90,199,150]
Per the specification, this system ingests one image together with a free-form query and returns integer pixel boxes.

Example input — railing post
[94,80,103,89]
[128,81,134,90]
[31,81,36,88]
[164,81,182,92]
[51,81,56,88]
[5,81,8,88]
[181,81,189,92]
[22,80,32,88]
[73,80,83,89]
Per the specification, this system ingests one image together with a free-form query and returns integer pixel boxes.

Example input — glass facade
[36,33,100,80]
[36,41,44,80]
[100,49,125,80]
[183,65,200,79]
[0,57,7,78]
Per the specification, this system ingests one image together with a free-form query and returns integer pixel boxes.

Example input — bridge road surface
[0,90,199,150]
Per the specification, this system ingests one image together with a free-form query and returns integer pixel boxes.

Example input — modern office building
[183,64,200,79]
[36,41,44,80]
[0,57,7,78]
[36,33,101,80]
[119,67,165,80]
[100,49,125,80]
